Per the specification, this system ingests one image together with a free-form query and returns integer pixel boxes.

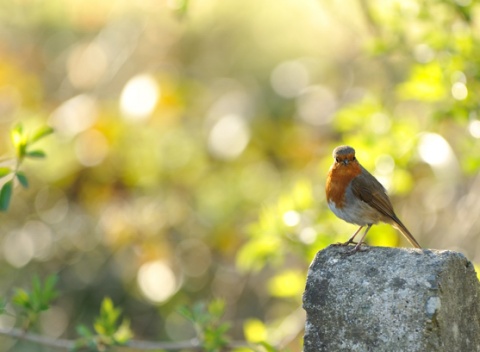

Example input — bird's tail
[391,216,422,249]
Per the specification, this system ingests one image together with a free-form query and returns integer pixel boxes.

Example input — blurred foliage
[178,300,230,352]
[0,124,53,211]
[12,275,58,329]
[1,0,480,351]
[75,297,133,351]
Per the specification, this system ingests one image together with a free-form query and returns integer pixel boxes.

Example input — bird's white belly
[328,198,383,226]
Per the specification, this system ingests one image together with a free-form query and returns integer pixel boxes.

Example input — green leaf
[177,305,194,321]
[12,275,58,317]
[11,123,27,158]
[0,180,13,212]
[208,299,226,318]
[258,341,279,352]
[35,275,58,311]
[94,297,122,337]
[32,276,41,310]
[16,172,29,188]
[0,167,11,178]
[179,300,231,351]
[74,325,97,350]
[30,126,54,144]
[113,319,133,344]
[12,289,31,310]
[11,123,23,146]
[26,150,46,159]
[43,275,58,297]
[218,322,231,334]
[76,324,93,338]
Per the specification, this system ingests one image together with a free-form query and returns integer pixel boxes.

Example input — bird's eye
[335,157,340,163]
[352,157,356,161]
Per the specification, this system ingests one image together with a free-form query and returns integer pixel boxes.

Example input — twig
[0,327,74,349]
[0,327,255,351]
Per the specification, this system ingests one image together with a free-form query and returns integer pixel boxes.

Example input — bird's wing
[351,166,422,249]
[350,166,395,219]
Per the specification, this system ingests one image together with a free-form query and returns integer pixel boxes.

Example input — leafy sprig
[74,297,133,351]
[1,276,278,351]
[0,123,53,211]
[178,299,231,352]
[12,275,58,329]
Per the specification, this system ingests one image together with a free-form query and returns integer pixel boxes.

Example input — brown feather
[350,166,395,219]
[351,166,422,248]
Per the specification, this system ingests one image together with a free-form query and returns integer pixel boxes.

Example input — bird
[325,145,421,253]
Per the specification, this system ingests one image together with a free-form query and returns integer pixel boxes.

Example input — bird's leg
[345,224,373,255]
[334,226,363,246]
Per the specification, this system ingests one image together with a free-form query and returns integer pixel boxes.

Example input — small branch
[0,327,255,351]
[123,338,202,351]
[0,327,74,350]
[120,339,254,351]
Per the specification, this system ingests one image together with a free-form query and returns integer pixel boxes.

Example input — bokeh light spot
[207,88,253,122]
[23,221,54,261]
[468,120,480,139]
[120,74,160,121]
[283,210,300,227]
[371,113,392,134]
[413,44,435,63]
[296,85,336,126]
[137,260,178,303]
[67,41,108,89]
[40,306,68,338]
[418,133,453,167]
[49,94,98,136]
[74,129,109,166]
[3,230,34,268]
[375,154,395,174]
[299,227,317,244]
[270,60,309,98]
[207,114,250,160]
[451,82,468,100]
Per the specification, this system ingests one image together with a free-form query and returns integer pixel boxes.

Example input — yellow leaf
[267,270,305,298]
[236,237,281,272]
[396,63,447,102]
[244,318,267,343]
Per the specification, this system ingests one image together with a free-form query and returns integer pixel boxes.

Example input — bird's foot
[332,239,358,247]
[341,243,369,256]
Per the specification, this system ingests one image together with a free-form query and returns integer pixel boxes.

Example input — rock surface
[303,245,480,352]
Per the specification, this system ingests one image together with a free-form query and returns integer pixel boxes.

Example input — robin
[325,145,421,253]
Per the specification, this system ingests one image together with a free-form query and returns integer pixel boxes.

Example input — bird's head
[332,145,357,166]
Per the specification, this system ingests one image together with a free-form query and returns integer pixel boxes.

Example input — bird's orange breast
[325,162,362,207]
